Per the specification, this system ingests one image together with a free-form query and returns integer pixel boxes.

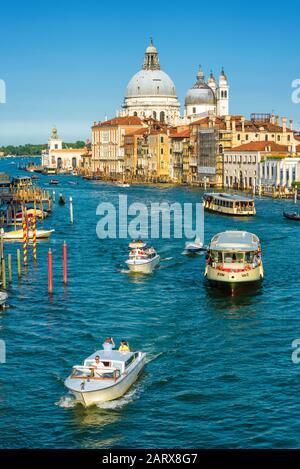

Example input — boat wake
[160,257,173,262]
[96,385,141,410]
[145,351,163,364]
[55,394,77,408]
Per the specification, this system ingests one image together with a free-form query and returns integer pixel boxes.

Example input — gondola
[283,211,300,221]
[58,194,65,205]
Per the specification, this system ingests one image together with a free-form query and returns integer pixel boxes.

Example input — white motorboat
[1,228,54,241]
[205,230,264,287]
[0,291,8,306]
[185,236,207,254]
[64,350,146,407]
[115,182,130,188]
[126,243,160,274]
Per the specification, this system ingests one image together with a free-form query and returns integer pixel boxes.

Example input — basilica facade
[119,39,229,125]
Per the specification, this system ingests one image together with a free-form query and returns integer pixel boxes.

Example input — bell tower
[217,68,229,116]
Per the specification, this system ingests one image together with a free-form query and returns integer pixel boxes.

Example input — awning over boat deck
[85,350,134,363]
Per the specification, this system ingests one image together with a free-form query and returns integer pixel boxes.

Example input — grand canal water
[0,157,300,448]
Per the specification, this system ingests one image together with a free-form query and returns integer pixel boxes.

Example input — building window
[133,111,138,116]
[160,111,165,122]
[237,134,241,141]
[245,134,249,140]
[161,148,164,155]
[193,107,196,114]
[224,90,227,98]
[160,136,164,143]
[153,111,157,119]
[265,134,268,141]
[288,135,291,142]
[277,135,281,142]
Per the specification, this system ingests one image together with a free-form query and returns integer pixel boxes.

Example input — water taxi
[205,231,263,286]
[0,291,8,306]
[203,193,256,216]
[126,242,160,274]
[64,350,146,407]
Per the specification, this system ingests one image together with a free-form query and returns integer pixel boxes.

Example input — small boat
[115,182,130,188]
[126,243,160,274]
[49,179,59,185]
[2,228,55,241]
[185,236,207,254]
[203,193,256,216]
[0,291,8,306]
[64,349,146,407]
[58,194,65,205]
[14,209,47,220]
[283,211,300,221]
[205,230,264,287]
[128,239,147,250]
[67,181,78,185]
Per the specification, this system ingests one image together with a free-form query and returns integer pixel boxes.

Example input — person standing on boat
[119,340,130,352]
[102,337,115,351]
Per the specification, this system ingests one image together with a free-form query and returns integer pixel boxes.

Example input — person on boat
[102,337,115,351]
[119,340,130,352]
[93,355,104,367]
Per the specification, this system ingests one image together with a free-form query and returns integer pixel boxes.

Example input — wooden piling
[8,254,12,284]
[32,217,37,262]
[22,219,27,267]
[17,249,21,278]
[1,258,6,290]
[48,249,53,294]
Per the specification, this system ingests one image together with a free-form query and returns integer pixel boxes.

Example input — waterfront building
[259,152,300,189]
[42,127,85,172]
[223,141,294,189]
[169,128,190,183]
[123,120,171,182]
[91,116,146,176]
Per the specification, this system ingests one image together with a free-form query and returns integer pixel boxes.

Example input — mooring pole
[69,196,73,224]
[8,254,12,284]
[48,249,53,294]
[63,241,67,285]
[1,257,6,290]
[17,249,21,278]
[294,186,298,204]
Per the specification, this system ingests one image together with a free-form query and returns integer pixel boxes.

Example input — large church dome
[125,69,177,98]
[121,39,180,124]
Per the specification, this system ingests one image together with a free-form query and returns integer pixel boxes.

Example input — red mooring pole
[48,248,53,294]
[63,241,67,285]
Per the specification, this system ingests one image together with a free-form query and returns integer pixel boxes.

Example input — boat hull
[3,229,54,240]
[126,255,160,274]
[205,263,264,285]
[66,356,146,407]
[204,207,255,216]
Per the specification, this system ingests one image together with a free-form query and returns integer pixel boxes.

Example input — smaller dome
[185,67,215,106]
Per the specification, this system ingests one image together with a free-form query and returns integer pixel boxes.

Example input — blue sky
[0,0,299,144]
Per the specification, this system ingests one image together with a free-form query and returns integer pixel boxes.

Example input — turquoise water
[0,157,300,448]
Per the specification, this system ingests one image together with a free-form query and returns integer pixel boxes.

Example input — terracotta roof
[125,128,148,137]
[93,116,143,127]
[226,141,289,152]
[170,129,190,138]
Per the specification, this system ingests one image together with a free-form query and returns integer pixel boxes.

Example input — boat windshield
[222,252,245,263]
[71,366,120,381]
[210,250,259,265]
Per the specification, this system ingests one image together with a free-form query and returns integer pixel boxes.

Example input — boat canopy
[84,350,134,364]
[204,192,254,203]
[209,231,260,252]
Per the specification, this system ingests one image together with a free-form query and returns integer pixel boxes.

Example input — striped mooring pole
[22,219,27,267]
[32,217,37,262]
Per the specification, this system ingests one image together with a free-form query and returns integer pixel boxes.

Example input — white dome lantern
[121,39,180,124]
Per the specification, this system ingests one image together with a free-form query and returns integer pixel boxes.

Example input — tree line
[0,141,86,156]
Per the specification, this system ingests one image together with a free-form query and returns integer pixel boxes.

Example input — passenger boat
[126,242,160,274]
[115,182,130,188]
[0,291,8,306]
[283,211,300,221]
[203,193,256,216]
[2,228,54,240]
[205,230,263,287]
[49,179,59,185]
[185,236,207,254]
[64,349,146,407]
